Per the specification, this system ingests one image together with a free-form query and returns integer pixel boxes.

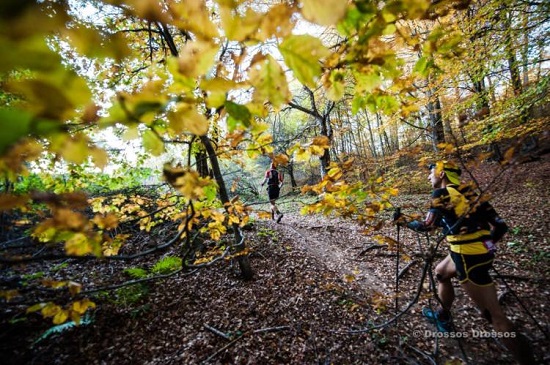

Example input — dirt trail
[264,212,391,294]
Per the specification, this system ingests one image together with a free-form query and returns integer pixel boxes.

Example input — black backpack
[268,169,279,185]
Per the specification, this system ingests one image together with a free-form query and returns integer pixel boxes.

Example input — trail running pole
[395,207,401,314]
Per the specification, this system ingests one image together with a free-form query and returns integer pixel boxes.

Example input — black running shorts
[267,185,280,200]
[450,251,495,286]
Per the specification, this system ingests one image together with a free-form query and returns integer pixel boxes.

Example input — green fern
[32,313,93,346]
[151,256,182,275]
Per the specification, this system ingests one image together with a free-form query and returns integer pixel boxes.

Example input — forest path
[263,210,394,295]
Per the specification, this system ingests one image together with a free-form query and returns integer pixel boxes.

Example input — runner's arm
[484,204,508,243]
[407,210,439,232]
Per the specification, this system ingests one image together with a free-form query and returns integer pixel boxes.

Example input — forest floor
[1,153,550,365]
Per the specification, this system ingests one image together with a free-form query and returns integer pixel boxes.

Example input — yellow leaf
[41,279,67,289]
[53,310,69,324]
[54,208,87,230]
[49,133,90,164]
[123,125,140,140]
[502,147,515,165]
[170,0,219,40]
[168,104,209,136]
[258,211,272,220]
[41,303,61,318]
[344,273,356,283]
[71,299,96,314]
[128,0,171,22]
[0,290,19,301]
[293,146,311,162]
[92,213,119,230]
[200,78,239,108]
[163,165,213,200]
[70,311,82,325]
[324,69,345,101]
[68,282,82,296]
[272,153,289,166]
[177,40,219,78]
[312,136,331,149]
[90,147,108,169]
[402,0,431,19]
[220,6,262,42]
[300,0,348,26]
[249,55,291,110]
[27,303,46,313]
[65,233,92,256]
[258,4,295,40]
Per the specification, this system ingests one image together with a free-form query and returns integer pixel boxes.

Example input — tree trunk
[195,149,209,178]
[426,89,445,151]
[200,135,254,280]
[287,161,297,188]
[498,4,522,96]
[365,112,378,158]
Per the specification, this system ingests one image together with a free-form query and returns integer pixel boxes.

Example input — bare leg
[435,255,457,313]
[270,200,279,214]
[461,281,536,365]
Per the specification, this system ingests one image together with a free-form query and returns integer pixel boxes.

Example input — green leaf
[142,129,165,156]
[355,71,382,93]
[326,70,345,101]
[0,108,32,154]
[0,37,61,73]
[224,101,251,128]
[133,101,163,119]
[279,35,330,88]
[413,56,431,77]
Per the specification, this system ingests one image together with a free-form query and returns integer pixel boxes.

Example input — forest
[0,0,549,364]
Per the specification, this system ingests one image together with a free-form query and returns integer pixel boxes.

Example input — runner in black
[261,162,284,223]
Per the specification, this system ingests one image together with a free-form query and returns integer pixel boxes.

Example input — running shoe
[422,307,452,333]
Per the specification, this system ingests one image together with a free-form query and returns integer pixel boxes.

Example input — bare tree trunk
[365,111,378,158]
[195,148,209,177]
[287,161,297,188]
[426,89,445,151]
[200,135,254,280]
[501,6,522,96]
[375,113,385,157]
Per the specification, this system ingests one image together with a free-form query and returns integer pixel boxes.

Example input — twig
[200,335,243,364]
[358,244,387,256]
[398,260,417,280]
[253,325,290,334]
[204,324,231,340]
[201,326,290,364]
